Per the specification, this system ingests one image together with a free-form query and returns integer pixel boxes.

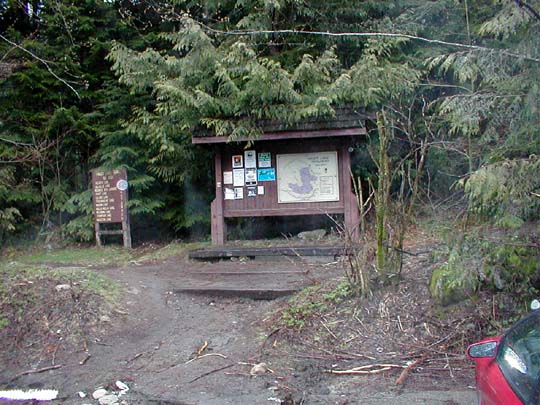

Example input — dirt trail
[19,260,276,404]
[5,254,478,404]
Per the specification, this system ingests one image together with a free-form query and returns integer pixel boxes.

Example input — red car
[467,307,540,404]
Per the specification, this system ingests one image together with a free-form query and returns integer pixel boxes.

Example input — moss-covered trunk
[375,112,391,277]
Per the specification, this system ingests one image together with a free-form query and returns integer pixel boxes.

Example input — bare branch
[0,136,34,147]
[192,21,540,64]
[0,34,80,98]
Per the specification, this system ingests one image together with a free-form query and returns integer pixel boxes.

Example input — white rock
[297,229,326,240]
[98,393,119,405]
[78,391,87,398]
[100,315,111,323]
[55,284,71,292]
[250,362,269,375]
[92,388,108,400]
[115,380,129,394]
[115,380,128,391]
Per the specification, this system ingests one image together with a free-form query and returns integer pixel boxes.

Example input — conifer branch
[0,34,80,99]
[513,0,540,22]
[196,24,540,64]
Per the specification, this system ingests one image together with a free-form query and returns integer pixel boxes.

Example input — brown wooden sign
[91,168,131,248]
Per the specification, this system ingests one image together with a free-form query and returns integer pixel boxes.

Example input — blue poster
[257,168,276,182]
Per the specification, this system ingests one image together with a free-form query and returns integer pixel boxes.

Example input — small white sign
[233,169,245,187]
[258,152,271,168]
[232,155,243,168]
[234,187,244,199]
[257,185,265,195]
[245,150,257,168]
[245,168,257,185]
[223,171,233,185]
[116,179,128,191]
[224,188,235,200]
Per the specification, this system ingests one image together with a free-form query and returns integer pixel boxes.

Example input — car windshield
[497,312,540,404]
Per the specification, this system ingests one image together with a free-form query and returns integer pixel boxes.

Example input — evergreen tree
[2,0,539,244]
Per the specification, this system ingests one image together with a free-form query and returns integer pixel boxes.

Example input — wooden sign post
[91,168,131,248]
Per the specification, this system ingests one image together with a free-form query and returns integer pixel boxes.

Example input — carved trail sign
[91,168,131,248]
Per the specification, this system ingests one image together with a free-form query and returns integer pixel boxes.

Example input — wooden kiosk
[193,110,368,245]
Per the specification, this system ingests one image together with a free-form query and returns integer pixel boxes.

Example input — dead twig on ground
[185,353,228,364]
[395,354,428,385]
[335,350,377,361]
[326,363,404,375]
[126,341,164,366]
[293,353,337,361]
[79,352,91,365]
[196,341,208,357]
[224,371,252,377]
[320,320,338,340]
[11,365,62,381]
[189,363,235,383]
[94,338,113,347]
[445,353,454,378]
[126,352,144,363]
[260,327,282,351]
[300,342,377,361]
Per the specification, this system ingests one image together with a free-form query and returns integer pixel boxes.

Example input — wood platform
[188,245,349,261]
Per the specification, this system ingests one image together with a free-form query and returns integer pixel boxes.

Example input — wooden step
[173,287,298,300]
[188,245,350,260]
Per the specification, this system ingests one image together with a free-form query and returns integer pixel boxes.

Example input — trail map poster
[276,152,339,203]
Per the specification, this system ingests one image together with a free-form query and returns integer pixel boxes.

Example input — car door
[496,312,540,405]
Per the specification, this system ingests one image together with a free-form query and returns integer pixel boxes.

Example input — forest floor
[0,233,489,404]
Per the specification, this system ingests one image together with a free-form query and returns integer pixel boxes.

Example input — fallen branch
[320,320,338,340]
[94,341,113,347]
[126,352,144,363]
[395,354,428,385]
[336,351,377,361]
[185,353,228,365]
[126,341,164,365]
[11,365,62,381]
[224,371,251,377]
[196,341,208,357]
[326,363,404,375]
[298,343,377,361]
[189,363,235,383]
[261,327,282,350]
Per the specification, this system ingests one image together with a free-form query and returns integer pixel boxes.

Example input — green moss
[429,263,478,306]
